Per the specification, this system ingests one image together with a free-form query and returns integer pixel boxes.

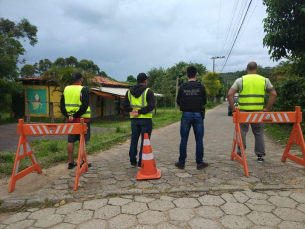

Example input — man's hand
[130,110,139,116]
[68,115,74,122]
[263,108,269,112]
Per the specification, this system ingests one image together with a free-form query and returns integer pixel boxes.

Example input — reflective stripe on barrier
[231,106,305,177]
[9,119,88,193]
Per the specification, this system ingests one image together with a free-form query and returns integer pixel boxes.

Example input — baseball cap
[137,73,148,83]
[72,73,83,81]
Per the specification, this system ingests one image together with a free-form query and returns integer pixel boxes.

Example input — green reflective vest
[128,88,152,118]
[64,85,91,118]
[238,74,266,110]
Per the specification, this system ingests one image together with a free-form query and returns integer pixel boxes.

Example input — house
[17,76,163,121]
[17,76,131,119]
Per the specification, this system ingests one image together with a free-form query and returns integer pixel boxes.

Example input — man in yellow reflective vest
[60,73,91,169]
[228,61,277,163]
[122,73,155,168]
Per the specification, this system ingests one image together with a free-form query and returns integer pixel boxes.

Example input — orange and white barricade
[9,118,89,193]
[231,106,305,177]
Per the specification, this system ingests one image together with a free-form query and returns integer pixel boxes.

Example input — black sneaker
[80,161,91,168]
[175,162,185,169]
[131,163,137,168]
[197,162,208,170]
[68,162,77,169]
[237,151,242,157]
[257,153,265,163]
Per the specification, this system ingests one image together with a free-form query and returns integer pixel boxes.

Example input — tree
[54,57,66,68]
[38,59,53,74]
[126,75,137,84]
[263,0,305,73]
[202,72,221,100]
[0,18,38,79]
[20,64,38,77]
[65,56,78,67]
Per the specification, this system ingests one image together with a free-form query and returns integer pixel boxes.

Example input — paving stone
[94,205,120,219]
[277,191,292,197]
[268,196,298,208]
[219,215,253,229]
[290,192,305,203]
[49,223,76,229]
[55,202,82,215]
[135,225,155,229]
[108,214,137,228]
[221,193,237,203]
[233,191,249,203]
[173,197,200,208]
[1,212,30,224]
[245,203,276,212]
[160,196,174,201]
[122,202,148,215]
[0,199,25,208]
[168,208,195,221]
[198,195,225,206]
[4,220,34,229]
[34,214,65,228]
[273,207,305,222]
[297,203,305,213]
[108,197,132,206]
[134,196,155,203]
[247,211,281,227]
[64,210,93,224]
[243,191,268,200]
[195,206,224,219]
[278,221,305,229]
[175,172,192,178]
[137,210,167,225]
[220,202,251,215]
[148,199,175,211]
[83,199,108,210]
[156,223,180,229]
[188,218,222,229]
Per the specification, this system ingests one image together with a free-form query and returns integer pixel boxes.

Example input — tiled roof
[18,76,131,88]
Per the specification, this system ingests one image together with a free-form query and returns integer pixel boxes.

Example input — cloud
[0,0,280,81]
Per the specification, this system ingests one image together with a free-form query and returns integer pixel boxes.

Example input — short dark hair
[247,62,258,71]
[186,66,197,78]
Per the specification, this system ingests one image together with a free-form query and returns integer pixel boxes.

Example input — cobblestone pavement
[1,102,305,228]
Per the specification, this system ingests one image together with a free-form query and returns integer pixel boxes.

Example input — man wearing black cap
[60,72,91,169]
[122,73,155,168]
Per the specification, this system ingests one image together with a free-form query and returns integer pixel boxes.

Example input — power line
[220,0,253,72]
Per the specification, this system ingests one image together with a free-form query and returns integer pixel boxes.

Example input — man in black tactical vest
[175,66,208,170]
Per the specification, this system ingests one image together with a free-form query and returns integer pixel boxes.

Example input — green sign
[27,88,47,115]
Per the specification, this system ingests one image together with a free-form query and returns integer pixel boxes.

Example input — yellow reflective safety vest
[238,74,266,110]
[64,85,91,118]
[128,88,152,118]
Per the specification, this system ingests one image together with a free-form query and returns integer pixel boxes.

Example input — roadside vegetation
[0,102,219,178]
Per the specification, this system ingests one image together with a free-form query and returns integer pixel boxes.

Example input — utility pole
[211,56,225,72]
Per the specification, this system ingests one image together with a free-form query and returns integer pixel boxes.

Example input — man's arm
[176,87,182,106]
[72,87,89,118]
[228,88,238,112]
[263,88,277,112]
[60,93,69,118]
[122,90,133,112]
[138,89,155,114]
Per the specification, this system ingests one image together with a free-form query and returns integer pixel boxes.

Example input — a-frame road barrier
[9,118,89,193]
[231,106,305,177]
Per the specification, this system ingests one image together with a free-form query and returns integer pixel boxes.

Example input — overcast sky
[0,0,280,81]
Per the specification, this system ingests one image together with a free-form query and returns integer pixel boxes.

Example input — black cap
[72,73,83,82]
[137,73,148,83]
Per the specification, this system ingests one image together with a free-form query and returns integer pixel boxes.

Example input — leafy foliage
[263,0,305,73]
[0,18,38,79]
[202,72,221,100]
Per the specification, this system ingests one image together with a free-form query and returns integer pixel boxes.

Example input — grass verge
[0,103,220,178]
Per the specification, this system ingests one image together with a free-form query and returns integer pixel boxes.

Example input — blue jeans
[129,118,152,165]
[179,112,204,165]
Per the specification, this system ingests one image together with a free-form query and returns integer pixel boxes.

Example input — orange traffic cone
[137,133,161,180]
